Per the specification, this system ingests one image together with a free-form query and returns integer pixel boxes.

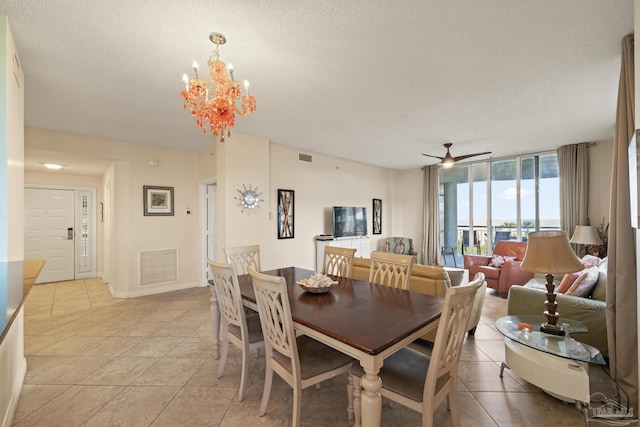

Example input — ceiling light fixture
[180,32,256,142]
[43,163,63,170]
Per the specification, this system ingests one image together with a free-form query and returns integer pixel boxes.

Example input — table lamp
[569,225,603,256]
[520,230,584,336]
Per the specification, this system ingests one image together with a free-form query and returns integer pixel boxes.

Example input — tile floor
[13,278,622,426]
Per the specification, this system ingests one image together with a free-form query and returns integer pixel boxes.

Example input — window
[439,152,559,266]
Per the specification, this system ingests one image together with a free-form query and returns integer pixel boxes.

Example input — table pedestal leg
[360,369,382,427]
[208,284,220,359]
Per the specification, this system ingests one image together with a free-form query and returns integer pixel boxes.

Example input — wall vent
[299,153,313,162]
[139,248,178,286]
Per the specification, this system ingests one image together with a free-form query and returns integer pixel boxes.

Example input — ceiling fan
[422,143,491,168]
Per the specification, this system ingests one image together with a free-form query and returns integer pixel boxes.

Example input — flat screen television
[333,206,367,238]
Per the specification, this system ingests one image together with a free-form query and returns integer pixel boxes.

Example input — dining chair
[225,244,261,275]
[348,272,485,427]
[247,267,354,427]
[322,246,356,278]
[369,251,414,290]
[208,261,264,402]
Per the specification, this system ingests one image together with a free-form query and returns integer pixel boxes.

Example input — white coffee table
[496,315,605,406]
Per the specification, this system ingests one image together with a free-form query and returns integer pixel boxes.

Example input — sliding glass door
[438,151,559,267]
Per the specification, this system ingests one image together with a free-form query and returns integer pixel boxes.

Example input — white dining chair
[348,273,485,427]
[225,244,261,275]
[369,251,414,290]
[208,261,264,402]
[248,267,354,427]
[322,246,356,278]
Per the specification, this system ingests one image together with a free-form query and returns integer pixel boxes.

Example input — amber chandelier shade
[180,32,256,142]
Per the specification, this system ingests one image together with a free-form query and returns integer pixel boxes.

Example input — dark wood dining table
[208,266,444,427]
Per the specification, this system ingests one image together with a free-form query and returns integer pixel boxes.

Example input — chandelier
[180,32,256,142]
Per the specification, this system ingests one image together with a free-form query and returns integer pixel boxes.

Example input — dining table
[208,266,444,427]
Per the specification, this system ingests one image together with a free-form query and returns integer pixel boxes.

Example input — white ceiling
[1,0,634,174]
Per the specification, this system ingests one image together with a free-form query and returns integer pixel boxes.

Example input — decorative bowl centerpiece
[297,273,338,294]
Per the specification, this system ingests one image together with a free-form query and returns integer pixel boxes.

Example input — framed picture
[277,189,294,239]
[373,199,382,234]
[143,185,174,216]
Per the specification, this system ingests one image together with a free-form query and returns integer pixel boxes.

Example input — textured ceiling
[0,0,634,172]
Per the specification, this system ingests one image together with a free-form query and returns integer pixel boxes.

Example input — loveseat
[507,257,608,357]
[351,257,487,342]
[464,240,533,298]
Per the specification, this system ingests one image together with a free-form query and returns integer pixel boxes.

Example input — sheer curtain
[607,33,637,413]
[557,143,589,236]
[422,165,440,265]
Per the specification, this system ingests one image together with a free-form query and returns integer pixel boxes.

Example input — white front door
[25,188,75,283]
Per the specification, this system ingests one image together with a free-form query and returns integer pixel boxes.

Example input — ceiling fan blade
[453,151,492,162]
[421,153,445,160]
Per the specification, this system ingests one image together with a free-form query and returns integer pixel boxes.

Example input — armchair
[384,237,415,254]
[463,240,533,298]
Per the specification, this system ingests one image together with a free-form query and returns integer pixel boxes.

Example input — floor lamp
[520,231,584,336]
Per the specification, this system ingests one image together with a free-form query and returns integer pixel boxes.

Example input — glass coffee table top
[496,315,605,365]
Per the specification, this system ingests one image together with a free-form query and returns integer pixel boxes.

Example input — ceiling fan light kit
[422,143,491,168]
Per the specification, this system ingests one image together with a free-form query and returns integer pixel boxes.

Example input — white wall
[0,15,26,427]
[268,144,394,270]
[25,128,202,297]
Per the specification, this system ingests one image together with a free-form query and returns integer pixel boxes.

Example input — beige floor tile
[80,335,145,357]
[166,337,214,358]
[24,335,64,356]
[139,309,188,322]
[190,321,214,338]
[152,321,203,337]
[13,385,124,427]
[469,323,504,340]
[473,339,507,362]
[151,386,236,426]
[112,320,168,337]
[457,361,531,392]
[459,340,493,362]
[475,390,586,426]
[121,336,185,357]
[35,335,104,356]
[24,356,68,381]
[83,385,180,427]
[132,357,206,386]
[13,384,71,423]
[18,277,612,427]
[80,356,160,385]
[27,356,114,385]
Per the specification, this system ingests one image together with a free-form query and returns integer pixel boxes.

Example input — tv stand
[316,236,371,271]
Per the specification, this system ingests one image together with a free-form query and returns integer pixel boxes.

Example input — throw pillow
[566,266,600,297]
[581,254,600,268]
[489,254,516,268]
[557,272,582,294]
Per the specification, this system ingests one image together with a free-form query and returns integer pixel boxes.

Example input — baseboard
[1,357,26,427]
[109,281,199,299]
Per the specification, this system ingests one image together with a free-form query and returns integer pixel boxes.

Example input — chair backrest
[322,246,356,278]
[369,251,414,290]
[208,261,248,334]
[248,267,300,377]
[385,237,414,255]
[493,231,513,248]
[225,245,261,275]
[492,240,528,261]
[424,272,485,399]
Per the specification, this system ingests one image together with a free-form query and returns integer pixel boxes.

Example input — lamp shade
[521,230,584,274]
[569,225,603,245]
